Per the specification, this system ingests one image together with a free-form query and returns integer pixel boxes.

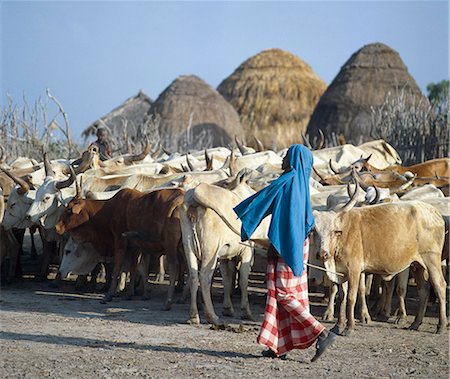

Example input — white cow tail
[187,206,202,261]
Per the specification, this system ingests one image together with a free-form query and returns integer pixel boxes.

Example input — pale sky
[1,0,449,140]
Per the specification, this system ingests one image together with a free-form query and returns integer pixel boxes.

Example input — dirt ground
[0,264,449,379]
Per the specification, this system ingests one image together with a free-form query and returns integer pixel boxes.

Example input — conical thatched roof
[149,75,245,151]
[83,90,152,139]
[306,42,427,144]
[217,48,326,149]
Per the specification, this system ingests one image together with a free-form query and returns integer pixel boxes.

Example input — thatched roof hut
[217,48,326,149]
[306,43,427,145]
[149,75,245,152]
[82,90,152,139]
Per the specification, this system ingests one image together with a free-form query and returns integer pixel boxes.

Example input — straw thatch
[306,42,427,145]
[217,48,326,149]
[82,90,152,139]
[149,75,245,152]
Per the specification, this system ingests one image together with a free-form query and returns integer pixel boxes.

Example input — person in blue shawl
[233,144,336,362]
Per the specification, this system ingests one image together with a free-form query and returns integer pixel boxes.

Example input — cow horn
[229,149,237,177]
[337,172,359,213]
[0,146,5,164]
[369,185,380,205]
[0,167,30,195]
[73,173,82,198]
[205,149,213,171]
[55,165,76,190]
[316,129,325,150]
[329,159,341,174]
[312,166,326,182]
[185,154,194,172]
[235,136,246,155]
[150,143,161,158]
[43,152,55,177]
[364,154,372,163]
[254,136,264,152]
[130,137,151,162]
[301,132,313,149]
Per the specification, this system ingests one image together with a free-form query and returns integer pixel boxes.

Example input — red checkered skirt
[257,238,325,355]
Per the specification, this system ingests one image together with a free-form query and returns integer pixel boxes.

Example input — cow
[180,171,270,325]
[312,188,447,336]
[55,187,185,309]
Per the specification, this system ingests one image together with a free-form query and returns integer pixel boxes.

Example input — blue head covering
[233,144,314,276]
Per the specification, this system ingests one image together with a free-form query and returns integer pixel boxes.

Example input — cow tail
[187,206,202,261]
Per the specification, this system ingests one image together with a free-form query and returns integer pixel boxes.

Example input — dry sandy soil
[0,267,449,379]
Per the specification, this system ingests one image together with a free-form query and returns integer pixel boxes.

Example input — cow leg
[137,254,151,300]
[86,263,103,293]
[426,260,448,333]
[186,249,200,324]
[365,273,373,299]
[156,255,165,283]
[163,248,179,311]
[322,282,338,321]
[123,251,140,300]
[358,273,371,324]
[343,271,359,336]
[379,277,396,322]
[238,248,253,321]
[102,239,126,303]
[394,268,409,325]
[409,264,429,331]
[199,254,219,325]
[30,227,38,259]
[332,281,347,335]
[219,259,235,317]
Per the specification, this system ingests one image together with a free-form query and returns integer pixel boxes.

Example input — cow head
[59,236,100,278]
[0,167,36,230]
[26,153,75,224]
[55,195,90,235]
[312,177,360,262]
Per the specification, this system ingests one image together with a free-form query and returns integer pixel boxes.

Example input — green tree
[426,80,449,104]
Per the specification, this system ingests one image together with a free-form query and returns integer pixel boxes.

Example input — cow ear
[71,204,83,214]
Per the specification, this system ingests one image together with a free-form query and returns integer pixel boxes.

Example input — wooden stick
[239,242,345,277]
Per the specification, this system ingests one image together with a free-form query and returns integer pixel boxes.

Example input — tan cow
[313,197,447,336]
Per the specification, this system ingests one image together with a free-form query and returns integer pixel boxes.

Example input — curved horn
[185,154,194,172]
[150,144,161,158]
[369,185,380,205]
[0,167,30,195]
[235,136,246,155]
[130,137,151,162]
[337,172,360,213]
[229,149,237,177]
[162,146,171,156]
[312,166,326,182]
[301,132,312,149]
[316,129,325,150]
[329,159,341,174]
[55,165,76,190]
[254,136,264,152]
[43,152,55,177]
[205,150,213,171]
[0,146,5,164]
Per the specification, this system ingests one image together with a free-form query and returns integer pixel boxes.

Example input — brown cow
[55,187,185,309]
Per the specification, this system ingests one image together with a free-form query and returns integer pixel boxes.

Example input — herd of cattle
[0,138,449,337]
